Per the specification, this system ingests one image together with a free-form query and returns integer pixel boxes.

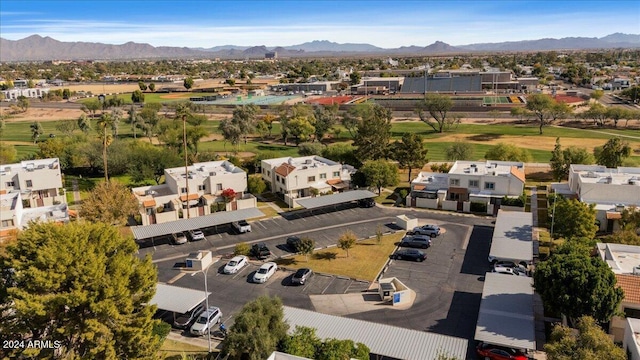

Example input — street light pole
[183,114,190,219]
[203,264,212,353]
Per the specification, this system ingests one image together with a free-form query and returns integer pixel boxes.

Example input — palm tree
[77,114,92,134]
[96,113,115,181]
[127,106,141,139]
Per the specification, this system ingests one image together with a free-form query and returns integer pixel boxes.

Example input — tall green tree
[138,81,147,91]
[595,137,631,168]
[580,102,608,126]
[353,103,392,161]
[313,104,339,143]
[131,89,145,103]
[222,296,289,360]
[127,141,182,184]
[337,230,357,258]
[96,113,115,181]
[288,116,315,146]
[30,121,43,144]
[232,104,260,144]
[415,93,454,133]
[0,221,162,359]
[281,326,320,358]
[551,197,598,240]
[297,237,315,261]
[533,244,623,325]
[82,98,101,118]
[148,83,156,92]
[605,107,630,128]
[391,133,428,181]
[0,143,17,164]
[484,143,532,162]
[445,141,474,161]
[82,180,139,226]
[349,72,361,86]
[550,138,595,181]
[17,96,30,112]
[526,94,571,134]
[219,119,242,152]
[359,159,399,195]
[183,77,194,90]
[316,339,369,360]
[248,176,267,195]
[544,316,625,360]
[321,143,360,167]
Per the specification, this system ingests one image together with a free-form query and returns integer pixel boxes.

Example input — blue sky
[1,1,638,48]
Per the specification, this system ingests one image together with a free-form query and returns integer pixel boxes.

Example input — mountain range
[1,33,638,62]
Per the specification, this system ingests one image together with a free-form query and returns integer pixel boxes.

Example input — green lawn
[77,92,227,105]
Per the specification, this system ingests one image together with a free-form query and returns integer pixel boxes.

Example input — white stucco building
[132,160,255,225]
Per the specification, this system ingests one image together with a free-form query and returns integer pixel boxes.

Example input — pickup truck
[251,243,271,260]
[232,220,251,233]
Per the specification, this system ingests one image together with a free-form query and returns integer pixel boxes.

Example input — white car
[232,220,251,233]
[410,225,441,237]
[492,266,528,277]
[188,229,205,241]
[253,262,277,283]
[223,255,248,274]
[190,306,222,336]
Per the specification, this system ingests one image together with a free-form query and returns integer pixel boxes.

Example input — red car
[476,343,527,360]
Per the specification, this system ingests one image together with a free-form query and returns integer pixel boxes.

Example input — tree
[55,119,77,136]
[138,81,147,91]
[360,160,399,195]
[262,113,276,138]
[297,237,315,261]
[321,143,360,167]
[337,230,357,257]
[445,141,474,161]
[0,119,5,138]
[313,104,339,143]
[148,83,155,92]
[316,339,369,360]
[0,221,162,359]
[353,103,392,161]
[82,98,101,118]
[131,89,145,103]
[127,141,182,184]
[17,96,30,112]
[77,113,92,134]
[298,142,323,156]
[288,116,315,146]
[550,138,595,181]
[219,119,242,151]
[30,121,43,144]
[595,138,631,168]
[544,316,625,360]
[232,104,260,144]
[96,113,115,181]
[248,176,267,195]
[391,133,428,181]
[183,77,194,90]
[534,245,623,325]
[484,143,532,162]
[551,197,598,240]
[281,326,320,359]
[280,326,369,360]
[349,72,361,86]
[62,88,71,100]
[82,181,139,226]
[590,89,604,101]
[510,107,533,122]
[415,93,455,133]
[0,143,17,164]
[580,102,608,127]
[526,94,570,134]
[341,106,361,138]
[605,107,630,128]
[222,296,289,360]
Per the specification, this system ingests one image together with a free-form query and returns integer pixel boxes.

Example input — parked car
[173,302,205,329]
[251,243,271,260]
[190,306,222,336]
[232,220,251,233]
[392,249,427,262]
[358,198,375,208]
[223,255,248,274]
[291,268,312,285]
[493,260,527,273]
[286,236,301,252]
[410,225,441,237]
[492,266,528,277]
[476,342,527,360]
[188,229,205,241]
[171,232,188,245]
[253,262,278,283]
[400,235,432,249]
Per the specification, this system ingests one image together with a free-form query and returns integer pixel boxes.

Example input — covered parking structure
[488,210,533,265]
[474,272,536,352]
[295,190,377,210]
[150,283,211,321]
[283,306,468,360]
[131,207,264,241]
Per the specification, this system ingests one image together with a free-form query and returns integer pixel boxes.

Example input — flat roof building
[488,210,533,264]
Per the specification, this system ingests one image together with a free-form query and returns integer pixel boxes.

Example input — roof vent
[305,159,312,164]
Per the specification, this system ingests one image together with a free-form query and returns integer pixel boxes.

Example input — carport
[283,306,468,360]
[488,210,533,264]
[474,272,535,351]
[131,207,264,241]
[150,283,211,321]
[295,190,377,210]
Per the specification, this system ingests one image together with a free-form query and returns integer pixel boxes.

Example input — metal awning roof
[283,306,467,360]
[131,207,264,240]
[489,210,533,262]
[150,283,211,314]
[475,272,535,350]
[295,190,377,209]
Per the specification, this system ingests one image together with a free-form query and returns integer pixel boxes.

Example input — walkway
[71,179,81,219]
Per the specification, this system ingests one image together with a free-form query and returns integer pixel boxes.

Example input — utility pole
[183,114,190,219]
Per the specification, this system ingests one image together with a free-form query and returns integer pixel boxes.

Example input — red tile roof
[616,274,640,304]
[179,194,199,202]
[510,166,526,183]
[275,163,296,177]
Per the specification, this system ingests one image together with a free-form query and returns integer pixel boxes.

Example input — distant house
[1,87,50,100]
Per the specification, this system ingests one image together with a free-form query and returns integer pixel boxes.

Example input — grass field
[158,338,211,360]
[275,232,403,281]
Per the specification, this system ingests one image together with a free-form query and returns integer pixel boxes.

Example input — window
[319,173,327,179]
[180,187,187,194]
[276,175,280,182]
[624,307,640,318]
[484,182,495,190]
[449,179,460,186]
[307,176,315,182]
[1,219,14,227]
[267,171,271,177]
[216,183,223,191]
[5,181,14,187]
[26,180,33,188]
[281,178,285,185]
[333,171,340,177]
[198,185,205,191]
[469,180,479,188]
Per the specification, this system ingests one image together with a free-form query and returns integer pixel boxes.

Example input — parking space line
[257,222,267,230]
[232,265,252,279]
[167,272,186,284]
[321,277,336,295]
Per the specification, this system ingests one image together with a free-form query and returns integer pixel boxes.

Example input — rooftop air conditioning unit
[210,172,216,176]
[305,159,312,164]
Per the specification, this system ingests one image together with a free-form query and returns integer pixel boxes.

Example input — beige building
[132,160,255,225]
[261,156,355,208]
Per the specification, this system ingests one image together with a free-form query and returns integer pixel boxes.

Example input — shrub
[234,242,250,256]
[470,202,487,213]
[501,195,525,207]
[156,206,164,213]
[152,321,171,342]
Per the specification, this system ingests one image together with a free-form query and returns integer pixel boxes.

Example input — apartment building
[261,156,355,208]
[409,160,525,214]
[0,158,68,237]
[132,160,254,225]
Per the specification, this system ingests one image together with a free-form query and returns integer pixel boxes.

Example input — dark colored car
[173,302,205,329]
[358,198,376,208]
[400,235,432,249]
[291,268,312,285]
[251,243,271,260]
[392,249,427,262]
[286,236,301,252]
[476,343,527,360]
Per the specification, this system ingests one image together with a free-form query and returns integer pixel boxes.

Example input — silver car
[190,306,222,336]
